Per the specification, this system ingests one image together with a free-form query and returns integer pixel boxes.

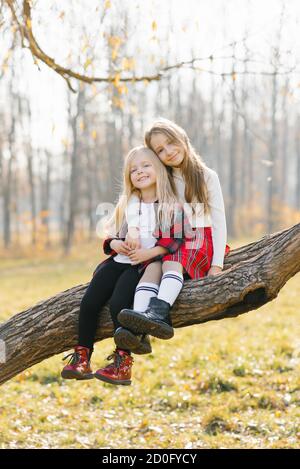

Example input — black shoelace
[106,351,123,369]
[62,351,80,365]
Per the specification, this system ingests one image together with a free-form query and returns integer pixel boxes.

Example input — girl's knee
[162,261,183,274]
[140,261,162,284]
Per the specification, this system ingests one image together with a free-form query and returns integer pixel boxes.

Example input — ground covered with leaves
[0,240,299,448]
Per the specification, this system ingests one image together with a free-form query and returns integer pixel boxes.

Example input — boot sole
[94,373,131,386]
[61,370,94,380]
[118,311,174,340]
[114,328,152,355]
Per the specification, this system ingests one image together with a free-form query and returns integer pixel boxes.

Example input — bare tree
[228,43,238,238]
[296,115,300,210]
[64,89,84,253]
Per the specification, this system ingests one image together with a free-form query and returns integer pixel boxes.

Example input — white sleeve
[206,170,228,269]
[126,193,140,228]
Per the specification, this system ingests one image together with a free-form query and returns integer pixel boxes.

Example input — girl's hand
[110,239,131,255]
[207,265,223,276]
[127,248,152,265]
[125,227,141,250]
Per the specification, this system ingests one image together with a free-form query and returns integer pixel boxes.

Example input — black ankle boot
[118,297,174,339]
[114,327,152,355]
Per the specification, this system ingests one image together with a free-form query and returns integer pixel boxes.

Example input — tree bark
[1,223,300,386]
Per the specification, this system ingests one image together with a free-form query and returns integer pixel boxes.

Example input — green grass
[0,239,299,449]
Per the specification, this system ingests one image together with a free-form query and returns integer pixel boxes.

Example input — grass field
[0,239,299,449]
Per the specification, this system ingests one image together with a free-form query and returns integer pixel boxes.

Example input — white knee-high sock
[133,282,159,312]
[157,271,184,306]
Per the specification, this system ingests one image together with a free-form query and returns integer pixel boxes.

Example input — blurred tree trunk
[267,8,284,233]
[40,149,52,247]
[296,116,300,210]
[215,83,226,180]
[3,82,16,248]
[228,44,238,238]
[18,94,38,246]
[64,89,84,253]
[280,76,289,204]
[83,108,96,240]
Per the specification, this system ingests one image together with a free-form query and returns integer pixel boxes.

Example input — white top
[114,201,157,264]
[127,166,228,268]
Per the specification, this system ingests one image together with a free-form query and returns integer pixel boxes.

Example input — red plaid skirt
[163,227,230,280]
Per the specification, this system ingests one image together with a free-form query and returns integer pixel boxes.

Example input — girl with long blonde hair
[118,118,230,338]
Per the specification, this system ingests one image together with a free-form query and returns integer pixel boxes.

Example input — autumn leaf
[152,20,157,31]
[83,58,92,70]
[111,49,118,60]
[117,84,128,95]
[122,57,136,71]
[113,73,121,87]
[112,96,124,109]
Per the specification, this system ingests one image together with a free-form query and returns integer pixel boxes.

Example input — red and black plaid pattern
[163,226,230,279]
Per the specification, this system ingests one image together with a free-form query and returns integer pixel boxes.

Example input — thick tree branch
[0,223,300,386]
[4,1,299,93]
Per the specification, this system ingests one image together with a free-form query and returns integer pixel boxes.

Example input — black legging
[78,258,142,351]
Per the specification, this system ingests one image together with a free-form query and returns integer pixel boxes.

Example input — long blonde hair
[106,146,178,235]
[144,118,210,214]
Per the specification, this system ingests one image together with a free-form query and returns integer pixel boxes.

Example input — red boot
[94,349,133,386]
[61,345,94,380]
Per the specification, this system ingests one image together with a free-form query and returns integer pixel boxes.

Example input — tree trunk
[228,44,238,238]
[0,223,300,386]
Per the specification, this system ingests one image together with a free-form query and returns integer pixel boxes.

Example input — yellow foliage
[108,35,123,48]
[113,73,121,87]
[111,49,118,61]
[91,130,97,140]
[121,57,136,71]
[108,35,123,62]
[83,58,92,70]
[112,96,124,109]
[116,84,128,95]
[39,210,51,219]
[151,20,157,31]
